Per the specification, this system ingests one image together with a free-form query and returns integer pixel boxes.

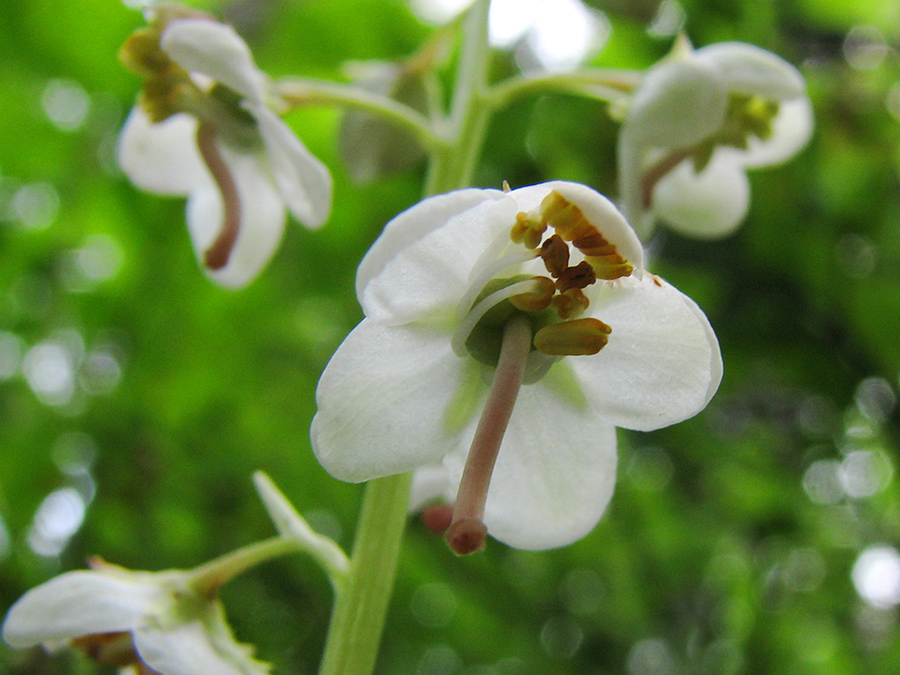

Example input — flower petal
[160,19,265,101]
[312,319,480,482]
[134,604,270,675]
[741,97,814,168]
[571,275,722,431]
[624,59,728,149]
[355,188,495,300]
[651,150,750,238]
[2,570,165,647]
[252,106,332,228]
[186,142,286,288]
[442,376,618,550]
[360,193,515,325]
[695,42,806,101]
[118,108,209,196]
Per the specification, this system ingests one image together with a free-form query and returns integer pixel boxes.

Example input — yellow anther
[540,190,633,281]
[539,234,569,278]
[551,288,590,320]
[509,276,556,312]
[510,212,546,249]
[533,318,611,356]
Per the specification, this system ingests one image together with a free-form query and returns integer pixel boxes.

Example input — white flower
[618,40,813,239]
[118,14,332,287]
[2,558,270,675]
[312,181,721,553]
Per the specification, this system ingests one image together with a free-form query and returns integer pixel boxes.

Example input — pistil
[446,315,533,555]
[195,121,241,270]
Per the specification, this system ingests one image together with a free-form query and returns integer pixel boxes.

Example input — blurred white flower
[2,558,270,675]
[118,9,331,287]
[619,39,812,239]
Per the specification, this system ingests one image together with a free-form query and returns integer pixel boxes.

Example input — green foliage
[2,1,900,674]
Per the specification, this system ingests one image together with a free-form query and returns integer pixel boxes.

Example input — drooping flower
[2,557,270,675]
[312,181,721,553]
[118,4,332,287]
[618,38,813,239]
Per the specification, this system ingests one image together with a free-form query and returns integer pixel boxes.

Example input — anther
[551,288,590,320]
[195,121,241,271]
[540,234,569,278]
[509,276,555,312]
[510,212,546,250]
[540,191,633,280]
[555,261,596,293]
[533,318,611,356]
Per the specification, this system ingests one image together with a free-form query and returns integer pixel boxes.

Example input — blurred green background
[2,0,900,673]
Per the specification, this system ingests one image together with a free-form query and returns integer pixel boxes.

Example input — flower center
[454,189,630,373]
[445,190,631,554]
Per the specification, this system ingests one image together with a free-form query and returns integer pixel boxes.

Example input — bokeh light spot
[852,545,900,609]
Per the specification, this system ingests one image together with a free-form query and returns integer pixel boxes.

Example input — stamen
[551,288,589,320]
[447,315,533,555]
[555,261,596,293]
[452,279,539,357]
[72,632,141,668]
[533,317,611,356]
[509,276,555,312]
[195,121,241,271]
[510,211,546,249]
[540,191,633,280]
[456,250,536,321]
[539,234,569,278]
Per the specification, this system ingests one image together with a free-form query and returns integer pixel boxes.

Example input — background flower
[619,40,812,238]
[118,14,332,287]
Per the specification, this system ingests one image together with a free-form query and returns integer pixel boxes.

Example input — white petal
[741,97,814,168]
[134,607,270,675]
[2,570,164,647]
[356,188,496,300]
[160,19,265,101]
[312,320,480,482]
[695,42,806,101]
[570,275,722,431]
[510,181,644,272]
[118,108,209,196]
[652,151,750,238]
[625,59,728,149]
[252,106,332,228]
[186,143,286,288]
[442,376,618,550]
[360,194,516,325]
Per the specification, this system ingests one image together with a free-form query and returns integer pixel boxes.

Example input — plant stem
[425,0,492,194]
[276,79,443,152]
[316,473,412,675]
[316,3,493,674]
[189,536,302,598]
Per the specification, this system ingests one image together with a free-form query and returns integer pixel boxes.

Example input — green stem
[188,536,302,598]
[425,0,493,194]
[315,4,494,675]
[316,473,413,675]
[276,79,443,152]
[487,67,642,110]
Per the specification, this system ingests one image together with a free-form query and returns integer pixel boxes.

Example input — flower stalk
[316,2,494,672]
